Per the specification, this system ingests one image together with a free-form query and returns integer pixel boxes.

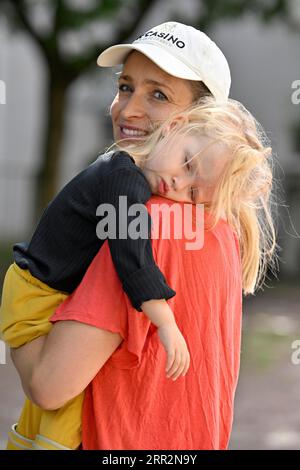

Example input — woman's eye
[153,90,168,101]
[119,83,131,93]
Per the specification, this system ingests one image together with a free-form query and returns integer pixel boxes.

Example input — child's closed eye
[185,155,193,173]
[190,187,199,202]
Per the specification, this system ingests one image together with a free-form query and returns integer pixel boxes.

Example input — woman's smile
[119,124,148,141]
[110,52,194,145]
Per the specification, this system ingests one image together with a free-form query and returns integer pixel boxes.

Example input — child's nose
[172,175,191,191]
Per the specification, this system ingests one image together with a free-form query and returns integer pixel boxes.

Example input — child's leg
[6,393,84,451]
[31,392,85,450]
[0,263,68,348]
[6,399,43,450]
[0,263,72,448]
[6,424,34,450]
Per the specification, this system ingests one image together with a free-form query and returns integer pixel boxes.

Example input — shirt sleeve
[51,242,155,369]
[99,167,176,311]
[13,157,104,291]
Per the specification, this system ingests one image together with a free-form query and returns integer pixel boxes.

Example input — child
[2,96,277,450]
[0,148,189,447]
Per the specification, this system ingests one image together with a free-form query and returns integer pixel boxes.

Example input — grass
[241,331,293,370]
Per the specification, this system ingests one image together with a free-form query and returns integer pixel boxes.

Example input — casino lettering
[136,30,185,49]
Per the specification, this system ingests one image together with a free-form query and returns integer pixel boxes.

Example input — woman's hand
[157,321,190,380]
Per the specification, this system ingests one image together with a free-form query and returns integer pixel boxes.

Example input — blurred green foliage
[241,329,296,371]
[198,0,289,29]
[0,243,14,296]
[1,0,298,219]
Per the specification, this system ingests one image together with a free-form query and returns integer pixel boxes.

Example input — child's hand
[141,299,190,380]
[157,321,190,380]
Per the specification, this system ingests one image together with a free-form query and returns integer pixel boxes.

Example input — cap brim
[97,43,202,82]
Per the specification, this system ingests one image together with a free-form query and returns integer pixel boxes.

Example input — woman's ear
[162,115,189,136]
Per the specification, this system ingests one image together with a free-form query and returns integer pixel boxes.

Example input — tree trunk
[34,73,68,221]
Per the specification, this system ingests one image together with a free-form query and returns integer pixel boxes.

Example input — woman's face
[110,52,194,144]
[143,132,228,204]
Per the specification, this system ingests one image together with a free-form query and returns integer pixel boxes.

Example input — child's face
[143,132,227,203]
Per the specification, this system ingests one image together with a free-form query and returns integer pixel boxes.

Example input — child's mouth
[158,178,169,195]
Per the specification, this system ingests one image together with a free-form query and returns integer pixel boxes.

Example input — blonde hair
[112,97,278,295]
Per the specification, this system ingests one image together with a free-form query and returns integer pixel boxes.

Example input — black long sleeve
[101,169,176,310]
[14,151,175,310]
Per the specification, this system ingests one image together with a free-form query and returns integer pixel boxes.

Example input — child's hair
[112,97,278,296]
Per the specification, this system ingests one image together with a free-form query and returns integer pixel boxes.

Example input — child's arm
[103,161,176,312]
[102,157,190,379]
[141,299,190,380]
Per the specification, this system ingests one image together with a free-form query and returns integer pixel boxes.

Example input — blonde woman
[1,21,231,450]
[9,96,277,450]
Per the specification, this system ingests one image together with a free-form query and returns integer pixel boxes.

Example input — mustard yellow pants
[0,263,84,450]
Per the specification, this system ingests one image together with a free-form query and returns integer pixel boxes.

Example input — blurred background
[0,0,300,450]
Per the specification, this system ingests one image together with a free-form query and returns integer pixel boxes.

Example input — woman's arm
[10,335,46,403]
[11,321,122,410]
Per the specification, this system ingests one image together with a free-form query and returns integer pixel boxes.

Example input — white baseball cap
[97,21,231,102]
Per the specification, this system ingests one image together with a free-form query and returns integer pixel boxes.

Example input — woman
[8,22,246,450]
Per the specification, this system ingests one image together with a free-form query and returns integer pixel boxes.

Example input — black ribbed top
[14,151,175,311]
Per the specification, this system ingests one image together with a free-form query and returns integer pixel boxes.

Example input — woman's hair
[189,80,212,102]
[113,97,278,295]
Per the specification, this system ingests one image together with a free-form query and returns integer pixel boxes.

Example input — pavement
[229,282,300,449]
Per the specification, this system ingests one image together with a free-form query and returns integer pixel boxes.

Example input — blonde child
[2,96,277,450]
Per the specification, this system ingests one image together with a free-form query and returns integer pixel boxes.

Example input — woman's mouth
[119,126,148,139]
[158,177,169,195]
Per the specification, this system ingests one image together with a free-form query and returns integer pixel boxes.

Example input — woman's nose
[120,93,145,120]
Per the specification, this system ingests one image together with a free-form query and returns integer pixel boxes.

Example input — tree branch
[65,0,161,82]
[11,0,49,61]
[114,0,160,44]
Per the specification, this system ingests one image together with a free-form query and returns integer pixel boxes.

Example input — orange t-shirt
[51,197,242,450]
